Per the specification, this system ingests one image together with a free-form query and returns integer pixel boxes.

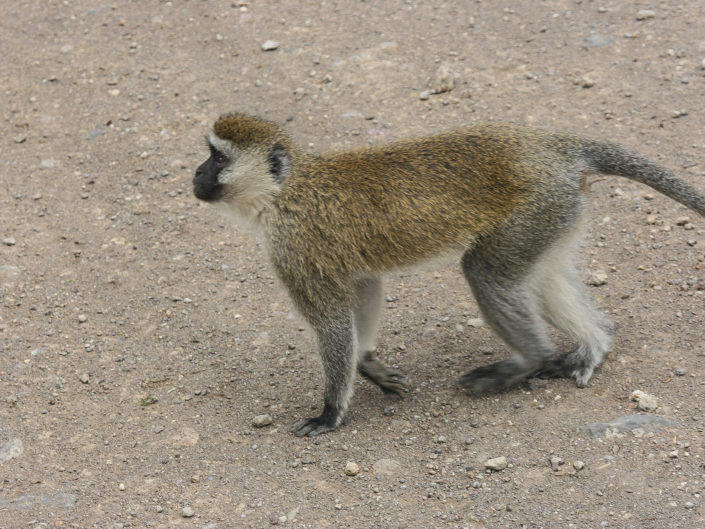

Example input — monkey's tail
[579,139,705,217]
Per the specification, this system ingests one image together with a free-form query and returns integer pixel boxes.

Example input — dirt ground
[2,1,705,528]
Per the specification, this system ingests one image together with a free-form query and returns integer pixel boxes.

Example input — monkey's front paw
[358,356,409,396]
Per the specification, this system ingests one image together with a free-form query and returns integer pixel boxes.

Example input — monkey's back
[268,124,583,288]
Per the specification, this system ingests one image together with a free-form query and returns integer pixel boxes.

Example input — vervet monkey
[193,113,705,436]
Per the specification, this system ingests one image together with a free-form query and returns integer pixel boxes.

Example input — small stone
[79,373,90,384]
[549,455,564,472]
[588,271,608,286]
[344,461,360,476]
[78,314,88,323]
[156,505,163,513]
[674,368,687,376]
[646,215,658,225]
[484,456,508,471]
[0,438,24,462]
[466,318,484,328]
[431,62,455,94]
[39,159,58,169]
[685,501,695,509]
[1,237,16,246]
[573,460,585,471]
[14,134,26,144]
[118,483,126,491]
[676,216,691,226]
[630,390,658,412]
[580,76,595,88]
[261,40,279,51]
[636,9,655,20]
[668,450,679,459]
[252,414,273,427]
[419,90,430,101]
[182,506,195,518]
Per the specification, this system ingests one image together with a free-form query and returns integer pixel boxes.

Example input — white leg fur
[531,224,613,384]
[352,276,383,353]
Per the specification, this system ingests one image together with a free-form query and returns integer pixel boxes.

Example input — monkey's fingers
[377,371,409,397]
[358,361,409,397]
[291,416,338,437]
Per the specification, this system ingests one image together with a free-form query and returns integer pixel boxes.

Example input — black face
[192,143,229,202]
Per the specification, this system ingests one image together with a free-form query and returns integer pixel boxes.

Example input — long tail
[578,139,705,216]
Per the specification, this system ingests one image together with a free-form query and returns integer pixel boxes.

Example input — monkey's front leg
[291,312,357,437]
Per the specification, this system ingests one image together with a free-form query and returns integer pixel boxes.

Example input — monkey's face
[193,132,288,227]
[192,138,230,202]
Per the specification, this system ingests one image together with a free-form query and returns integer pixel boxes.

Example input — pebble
[252,414,273,428]
[39,159,58,169]
[676,216,691,226]
[636,9,655,20]
[580,75,595,88]
[78,314,88,323]
[484,456,507,471]
[344,461,360,476]
[573,460,585,471]
[79,373,90,384]
[588,271,608,286]
[2,237,16,246]
[549,455,564,471]
[182,506,195,518]
[674,368,687,376]
[630,390,658,412]
[261,40,279,51]
[0,438,24,462]
[685,501,695,509]
[466,318,484,328]
[431,62,455,94]
[419,90,430,101]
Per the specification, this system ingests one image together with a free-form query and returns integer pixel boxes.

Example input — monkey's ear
[268,144,291,184]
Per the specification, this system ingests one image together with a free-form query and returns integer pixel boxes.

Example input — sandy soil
[1,1,705,528]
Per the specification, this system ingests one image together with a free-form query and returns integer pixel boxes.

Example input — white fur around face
[209,133,281,230]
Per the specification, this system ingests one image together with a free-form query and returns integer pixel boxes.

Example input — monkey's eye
[215,155,227,165]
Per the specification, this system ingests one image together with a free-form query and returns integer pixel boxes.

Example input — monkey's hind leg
[459,250,557,392]
[353,276,408,396]
[533,243,614,387]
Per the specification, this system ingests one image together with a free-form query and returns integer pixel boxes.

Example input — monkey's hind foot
[459,357,534,393]
[535,350,598,388]
[358,351,408,396]
[291,403,341,437]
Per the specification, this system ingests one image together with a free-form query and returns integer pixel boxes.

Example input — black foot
[291,416,337,437]
[535,351,595,388]
[291,402,340,437]
[358,352,408,396]
[459,358,531,393]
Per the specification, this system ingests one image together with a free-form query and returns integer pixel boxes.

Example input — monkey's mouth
[192,183,223,202]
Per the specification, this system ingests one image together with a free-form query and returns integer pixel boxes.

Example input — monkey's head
[193,113,293,226]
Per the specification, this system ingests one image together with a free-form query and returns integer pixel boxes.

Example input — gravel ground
[1,1,705,528]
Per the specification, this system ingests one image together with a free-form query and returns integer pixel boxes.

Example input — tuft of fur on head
[209,115,294,230]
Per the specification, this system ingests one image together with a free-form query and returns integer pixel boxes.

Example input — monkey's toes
[534,352,596,388]
[291,416,337,437]
[459,360,530,393]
